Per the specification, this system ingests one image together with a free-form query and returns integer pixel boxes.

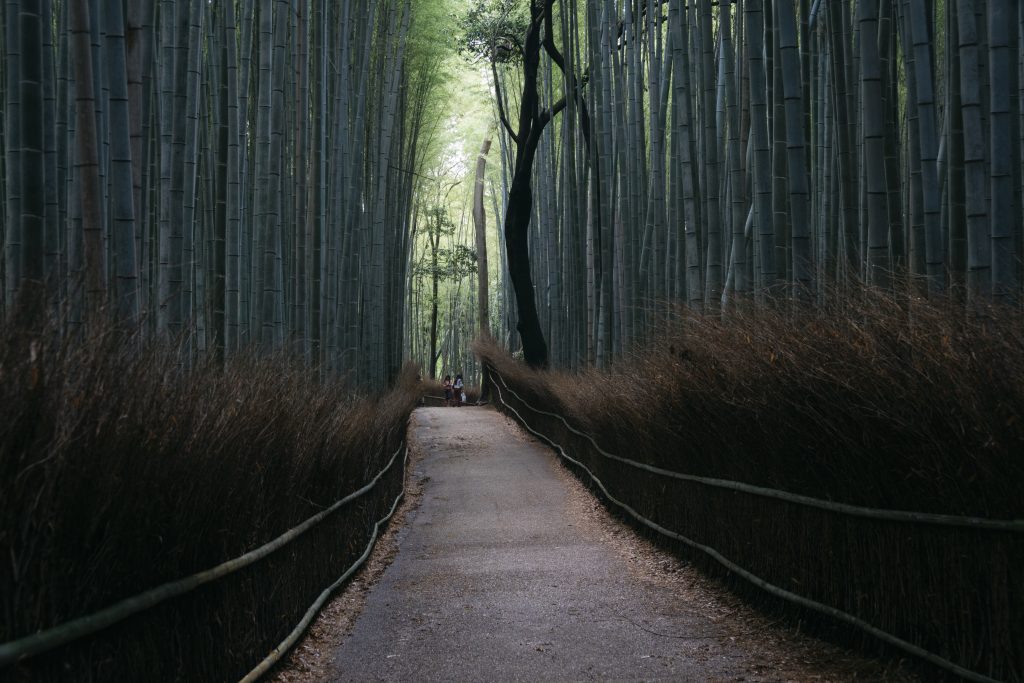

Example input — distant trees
[0,0,447,387]
[411,204,478,378]
[475,0,1024,369]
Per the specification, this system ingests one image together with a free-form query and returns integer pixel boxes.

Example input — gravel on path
[271,406,915,683]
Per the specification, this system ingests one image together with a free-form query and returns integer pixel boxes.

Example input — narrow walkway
[324,407,909,682]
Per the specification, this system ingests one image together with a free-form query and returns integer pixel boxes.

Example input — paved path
[324,407,907,682]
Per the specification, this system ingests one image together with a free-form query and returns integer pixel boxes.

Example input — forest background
[1,0,1023,680]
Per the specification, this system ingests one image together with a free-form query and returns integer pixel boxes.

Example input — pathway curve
[314,407,912,682]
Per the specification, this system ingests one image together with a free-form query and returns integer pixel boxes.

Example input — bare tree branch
[491,57,520,144]
[536,96,567,132]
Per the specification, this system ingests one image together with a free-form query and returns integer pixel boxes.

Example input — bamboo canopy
[3,0,1024,374]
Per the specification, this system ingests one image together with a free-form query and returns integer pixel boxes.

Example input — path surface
[313,407,911,682]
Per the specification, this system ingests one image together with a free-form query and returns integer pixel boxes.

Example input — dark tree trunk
[505,170,548,367]
[428,229,440,379]
[475,136,492,334]
[497,0,571,369]
[70,0,105,314]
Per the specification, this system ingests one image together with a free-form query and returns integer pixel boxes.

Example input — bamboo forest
[1,1,1021,682]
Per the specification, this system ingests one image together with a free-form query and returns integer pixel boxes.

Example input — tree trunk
[498,0,571,368]
[859,0,891,288]
[474,136,492,337]
[4,0,22,312]
[70,0,105,314]
[908,0,946,294]
[777,0,814,295]
[18,0,45,320]
[956,0,991,302]
[104,0,140,324]
[989,0,1017,302]
[747,0,775,297]
[700,0,722,305]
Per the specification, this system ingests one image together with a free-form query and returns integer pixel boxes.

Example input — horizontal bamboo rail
[239,448,408,682]
[0,443,407,670]
[490,370,1023,532]
[490,371,1003,683]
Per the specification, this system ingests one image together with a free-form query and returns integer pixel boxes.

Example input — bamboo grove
[404,194,487,381]
[481,0,1024,368]
[0,0,447,386]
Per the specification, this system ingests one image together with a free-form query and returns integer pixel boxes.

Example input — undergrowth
[0,321,421,681]
[480,292,1024,518]
[477,290,1023,681]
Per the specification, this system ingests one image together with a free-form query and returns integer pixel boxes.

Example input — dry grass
[0,321,421,682]
[477,290,1024,681]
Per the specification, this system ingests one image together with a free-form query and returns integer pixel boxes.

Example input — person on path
[443,375,453,407]
[453,374,465,407]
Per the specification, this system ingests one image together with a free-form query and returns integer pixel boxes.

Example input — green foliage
[458,0,529,63]
[424,204,458,237]
[409,0,460,63]
[440,244,480,279]
[414,245,479,281]
[413,205,478,282]
[405,0,461,174]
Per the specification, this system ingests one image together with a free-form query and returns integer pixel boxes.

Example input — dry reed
[0,320,420,682]
[477,291,1023,681]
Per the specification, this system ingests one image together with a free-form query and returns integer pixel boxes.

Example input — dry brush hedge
[0,324,421,682]
[477,294,1024,682]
